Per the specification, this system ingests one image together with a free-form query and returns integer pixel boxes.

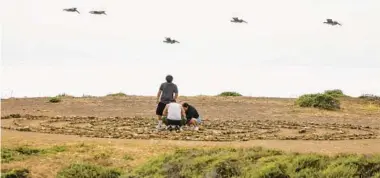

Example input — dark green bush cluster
[106,92,127,97]
[323,89,346,98]
[1,168,30,178]
[126,147,380,178]
[49,93,75,103]
[1,145,67,163]
[359,94,380,105]
[296,93,341,110]
[56,93,74,97]
[218,92,242,97]
[56,163,121,178]
[1,147,41,163]
[49,97,62,103]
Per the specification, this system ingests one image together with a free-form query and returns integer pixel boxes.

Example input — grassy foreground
[2,145,380,178]
[128,147,380,178]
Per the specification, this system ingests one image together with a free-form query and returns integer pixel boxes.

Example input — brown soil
[1,96,380,149]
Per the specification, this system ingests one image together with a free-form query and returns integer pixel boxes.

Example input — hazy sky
[1,0,380,98]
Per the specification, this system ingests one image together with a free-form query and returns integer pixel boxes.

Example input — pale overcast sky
[1,0,379,98]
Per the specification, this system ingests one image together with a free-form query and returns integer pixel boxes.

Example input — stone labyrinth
[1,114,379,141]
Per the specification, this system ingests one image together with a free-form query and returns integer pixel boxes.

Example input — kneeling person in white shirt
[162,99,186,130]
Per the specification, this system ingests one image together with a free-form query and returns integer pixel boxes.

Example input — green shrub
[48,145,67,153]
[324,89,346,98]
[373,172,380,178]
[252,162,290,178]
[218,92,242,97]
[49,97,62,103]
[56,163,121,178]
[56,93,74,97]
[1,147,41,163]
[1,145,67,163]
[1,168,30,178]
[322,164,357,178]
[129,147,380,178]
[106,92,127,97]
[14,147,41,155]
[359,94,380,104]
[123,154,134,161]
[82,94,95,98]
[296,93,340,110]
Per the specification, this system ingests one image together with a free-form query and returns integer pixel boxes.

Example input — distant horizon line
[1,91,375,100]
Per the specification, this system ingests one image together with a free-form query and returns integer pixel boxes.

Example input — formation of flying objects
[63,7,106,15]
[63,8,342,44]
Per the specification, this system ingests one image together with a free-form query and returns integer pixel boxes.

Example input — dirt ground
[1,95,380,146]
[2,96,380,141]
[1,96,380,178]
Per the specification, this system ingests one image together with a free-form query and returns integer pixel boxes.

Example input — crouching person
[182,102,201,131]
[162,99,186,131]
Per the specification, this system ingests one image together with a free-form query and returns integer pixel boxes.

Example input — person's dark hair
[182,102,189,108]
[171,99,176,102]
[166,75,173,83]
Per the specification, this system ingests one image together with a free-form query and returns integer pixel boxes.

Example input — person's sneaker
[194,126,199,131]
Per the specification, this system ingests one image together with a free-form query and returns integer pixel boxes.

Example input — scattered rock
[137,128,144,134]
[298,129,307,134]
[2,114,378,141]
[17,126,31,131]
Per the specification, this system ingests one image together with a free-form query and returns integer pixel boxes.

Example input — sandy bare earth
[1,96,380,154]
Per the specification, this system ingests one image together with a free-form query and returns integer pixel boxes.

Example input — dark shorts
[186,118,192,124]
[156,102,167,116]
[186,117,202,124]
[162,117,186,126]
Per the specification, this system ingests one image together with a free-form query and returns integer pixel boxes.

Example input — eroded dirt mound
[1,114,379,141]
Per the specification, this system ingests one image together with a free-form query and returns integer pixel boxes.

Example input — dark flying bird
[89,11,107,15]
[163,37,180,44]
[63,8,80,14]
[323,19,341,26]
[231,17,247,23]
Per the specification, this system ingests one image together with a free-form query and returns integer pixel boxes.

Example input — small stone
[17,126,31,131]
[137,128,144,134]
[298,129,307,134]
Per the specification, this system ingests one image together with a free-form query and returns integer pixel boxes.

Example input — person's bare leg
[156,115,163,129]
[188,118,199,130]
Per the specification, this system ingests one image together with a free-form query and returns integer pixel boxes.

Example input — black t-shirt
[185,105,199,120]
[159,82,178,104]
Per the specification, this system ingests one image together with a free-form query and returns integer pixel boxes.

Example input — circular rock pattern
[1,114,379,141]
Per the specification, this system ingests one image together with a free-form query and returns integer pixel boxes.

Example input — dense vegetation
[49,97,62,103]
[126,147,380,178]
[56,163,121,178]
[218,92,243,97]
[295,89,346,110]
[106,92,128,97]
[1,168,30,178]
[1,145,66,163]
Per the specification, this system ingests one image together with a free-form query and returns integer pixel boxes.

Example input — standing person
[155,75,178,129]
[182,102,201,131]
[162,99,186,131]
